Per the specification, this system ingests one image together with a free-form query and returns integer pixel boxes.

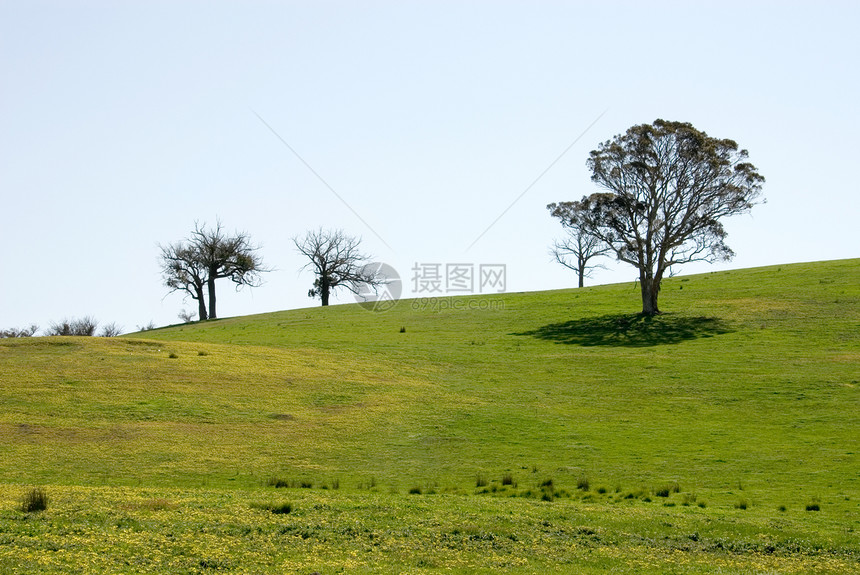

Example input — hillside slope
[2,259,858,512]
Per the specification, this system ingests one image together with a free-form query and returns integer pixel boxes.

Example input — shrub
[21,487,48,513]
[735,499,749,510]
[99,322,123,337]
[501,473,515,487]
[399,326,406,333]
[168,352,179,359]
[475,474,488,488]
[409,486,422,495]
[178,309,197,323]
[576,476,590,491]
[806,502,821,511]
[46,317,98,336]
[0,325,39,338]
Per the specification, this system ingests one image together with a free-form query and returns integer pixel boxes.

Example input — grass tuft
[20,487,48,513]
[252,502,292,514]
[655,482,680,497]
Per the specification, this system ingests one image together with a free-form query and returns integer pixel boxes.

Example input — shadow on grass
[514,313,734,347]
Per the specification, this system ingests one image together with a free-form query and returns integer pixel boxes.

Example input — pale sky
[2,1,858,333]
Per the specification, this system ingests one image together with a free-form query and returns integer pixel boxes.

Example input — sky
[1,0,858,333]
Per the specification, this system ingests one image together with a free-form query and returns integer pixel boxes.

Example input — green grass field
[1,259,858,573]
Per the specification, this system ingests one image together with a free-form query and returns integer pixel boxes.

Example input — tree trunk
[578,254,586,288]
[195,286,208,321]
[207,277,217,319]
[640,273,661,315]
[321,278,330,306]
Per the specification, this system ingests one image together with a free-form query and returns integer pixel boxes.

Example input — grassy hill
[1,258,858,573]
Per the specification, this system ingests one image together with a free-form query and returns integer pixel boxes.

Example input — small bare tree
[294,228,384,306]
[548,210,611,288]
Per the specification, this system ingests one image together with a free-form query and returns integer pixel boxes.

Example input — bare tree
[190,220,267,319]
[160,241,209,320]
[159,220,268,320]
[550,119,764,315]
[294,228,383,306]
[548,211,611,288]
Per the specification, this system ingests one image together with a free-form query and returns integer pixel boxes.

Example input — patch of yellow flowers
[0,485,855,574]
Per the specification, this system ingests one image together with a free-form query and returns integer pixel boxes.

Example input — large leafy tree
[549,119,764,315]
[294,228,382,306]
[159,221,267,320]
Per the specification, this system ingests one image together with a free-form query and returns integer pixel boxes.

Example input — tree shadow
[514,313,734,347]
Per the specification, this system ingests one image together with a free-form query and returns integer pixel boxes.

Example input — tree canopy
[549,119,764,315]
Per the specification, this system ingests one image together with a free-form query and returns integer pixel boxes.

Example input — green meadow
[1,259,858,573]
